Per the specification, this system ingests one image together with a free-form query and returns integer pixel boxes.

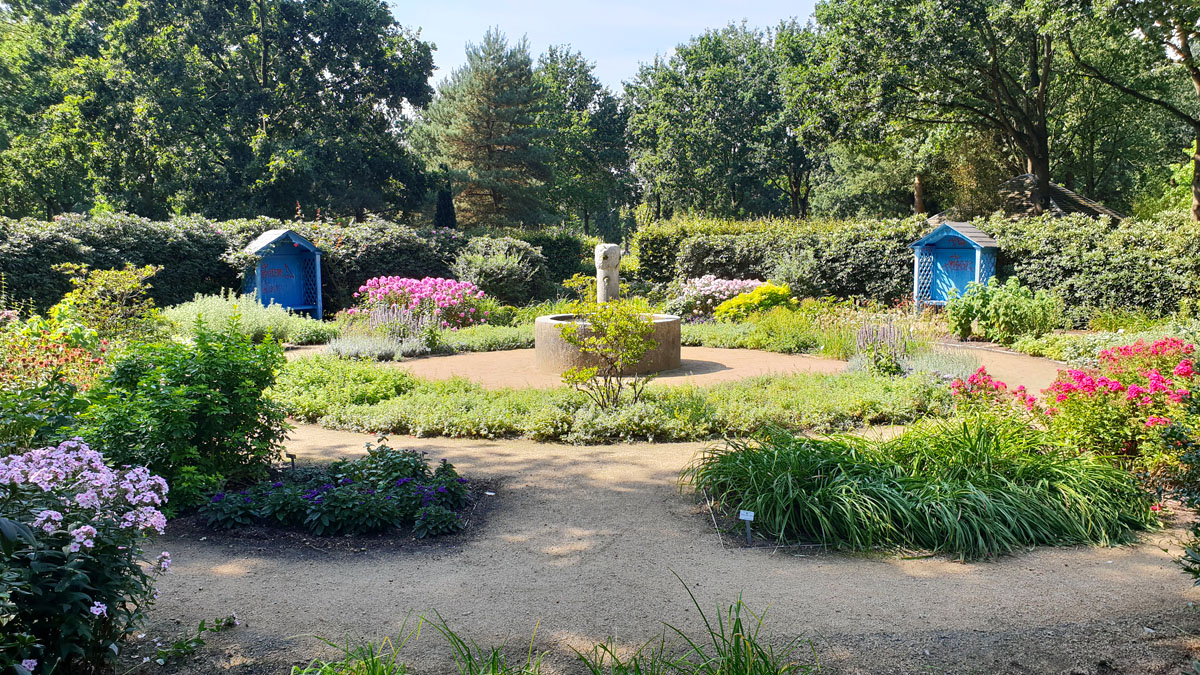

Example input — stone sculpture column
[594,243,620,303]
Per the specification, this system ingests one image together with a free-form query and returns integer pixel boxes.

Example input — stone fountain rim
[535,312,681,326]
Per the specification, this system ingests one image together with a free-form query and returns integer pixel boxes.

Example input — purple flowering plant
[0,439,170,673]
[198,437,466,537]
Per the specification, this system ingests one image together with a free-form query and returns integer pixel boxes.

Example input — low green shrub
[683,301,933,361]
[445,325,534,352]
[713,283,797,323]
[81,319,290,508]
[1012,319,1200,365]
[49,263,164,344]
[165,291,337,344]
[0,378,88,454]
[684,416,1157,560]
[946,277,1062,345]
[898,349,981,382]
[451,237,549,305]
[560,300,657,410]
[270,355,417,423]
[275,358,950,443]
[198,438,467,537]
[326,334,417,361]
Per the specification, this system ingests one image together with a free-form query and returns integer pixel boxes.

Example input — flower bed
[951,337,1200,482]
[664,276,763,322]
[1,440,170,673]
[349,276,490,329]
[198,438,469,538]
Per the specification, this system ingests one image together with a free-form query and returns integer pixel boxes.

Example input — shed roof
[244,229,321,256]
[999,174,1125,221]
[910,221,999,249]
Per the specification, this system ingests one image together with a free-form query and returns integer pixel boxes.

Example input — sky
[389,0,819,91]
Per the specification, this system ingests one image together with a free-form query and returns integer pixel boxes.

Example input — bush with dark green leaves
[633,216,925,303]
[978,212,1200,325]
[81,319,290,509]
[0,212,234,311]
[198,438,467,537]
[510,227,598,285]
[451,236,549,305]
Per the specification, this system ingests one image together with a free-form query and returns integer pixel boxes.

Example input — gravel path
[284,343,1061,393]
[141,424,1200,674]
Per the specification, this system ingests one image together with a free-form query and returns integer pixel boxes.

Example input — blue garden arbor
[243,229,323,319]
[910,221,998,307]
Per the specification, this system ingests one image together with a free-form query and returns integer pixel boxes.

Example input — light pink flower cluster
[1,438,169,540]
[348,276,489,329]
[667,276,764,321]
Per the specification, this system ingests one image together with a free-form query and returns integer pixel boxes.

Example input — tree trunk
[1029,148,1052,216]
[913,174,926,214]
[1193,131,1200,221]
[788,185,799,218]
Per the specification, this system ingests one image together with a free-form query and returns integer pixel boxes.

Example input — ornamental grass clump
[684,415,1157,560]
[0,440,171,673]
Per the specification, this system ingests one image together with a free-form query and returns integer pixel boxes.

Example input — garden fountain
[534,244,681,374]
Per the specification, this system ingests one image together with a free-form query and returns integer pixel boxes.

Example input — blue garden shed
[910,221,998,307]
[243,229,323,319]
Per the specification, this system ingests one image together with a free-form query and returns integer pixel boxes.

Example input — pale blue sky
[389,1,819,91]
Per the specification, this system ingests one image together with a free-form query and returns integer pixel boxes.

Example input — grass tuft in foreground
[292,583,817,674]
[683,415,1158,560]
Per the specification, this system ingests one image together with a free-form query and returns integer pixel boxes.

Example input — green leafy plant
[165,291,337,345]
[198,438,470,537]
[0,440,170,673]
[413,505,463,539]
[451,237,549,305]
[946,277,1062,345]
[49,263,164,344]
[275,357,950,444]
[0,377,89,454]
[144,615,241,668]
[82,317,290,509]
[684,415,1157,560]
[713,283,797,323]
[559,300,658,410]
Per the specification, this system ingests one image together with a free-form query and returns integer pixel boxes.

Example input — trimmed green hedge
[0,213,234,310]
[1,214,596,313]
[634,216,925,303]
[978,212,1200,324]
[634,213,1200,317]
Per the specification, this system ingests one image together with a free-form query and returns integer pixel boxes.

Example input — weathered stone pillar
[595,243,620,303]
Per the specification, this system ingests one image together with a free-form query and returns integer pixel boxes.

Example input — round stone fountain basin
[534,313,682,375]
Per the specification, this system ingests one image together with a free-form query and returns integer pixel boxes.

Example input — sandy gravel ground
[139,425,1200,674]
[285,343,1060,393]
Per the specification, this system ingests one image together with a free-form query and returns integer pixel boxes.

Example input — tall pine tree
[419,29,551,228]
